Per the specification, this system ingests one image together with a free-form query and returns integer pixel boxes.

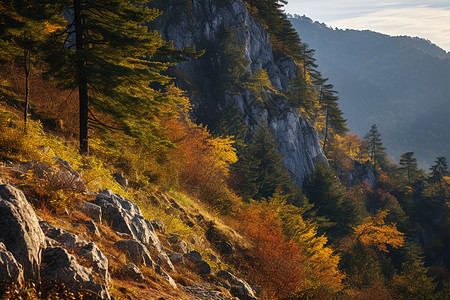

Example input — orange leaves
[237,203,306,299]
[161,90,237,206]
[353,210,404,252]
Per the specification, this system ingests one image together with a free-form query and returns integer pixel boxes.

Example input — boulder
[40,221,110,286]
[183,251,202,264]
[41,246,110,299]
[197,260,212,275]
[115,239,154,267]
[93,190,174,271]
[150,219,166,233]
[0,183,45,282]
[24,159,86,193]
[0,242,24,287]
[119,263,144,281]
[168,253,184,265]
[217,270,257,300]
[82,201,102,223]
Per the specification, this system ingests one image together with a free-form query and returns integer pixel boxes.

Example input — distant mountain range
[289,15,450,169]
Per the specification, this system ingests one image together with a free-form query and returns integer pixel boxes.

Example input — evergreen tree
[364,124,388,171]
[316,77,348,152]
[399,152,419,184]
[286,69,316,117]
[303,162,357,239]
[0,0,64,131]
[391,242,438,299]
[217,27,250,93]
[247,0,302,60]
[46,0,196,154]
[233,122,293,201]
[429,156,449,197]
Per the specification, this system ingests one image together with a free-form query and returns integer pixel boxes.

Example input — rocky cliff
[153,0,327,184]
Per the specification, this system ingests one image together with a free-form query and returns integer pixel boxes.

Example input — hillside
[289,15,450,169]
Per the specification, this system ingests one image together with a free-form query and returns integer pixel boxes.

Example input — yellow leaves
[353,210,404,252]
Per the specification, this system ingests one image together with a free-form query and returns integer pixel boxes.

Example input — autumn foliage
[237,202,306,299]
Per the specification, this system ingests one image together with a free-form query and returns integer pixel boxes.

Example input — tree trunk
[24,47,30,133]
[74,0,89,155]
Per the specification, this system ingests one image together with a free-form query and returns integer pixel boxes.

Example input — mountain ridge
[289,14,450,168]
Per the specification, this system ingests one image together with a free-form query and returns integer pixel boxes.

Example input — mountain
[151,0,327,184]
[289,15,450,169]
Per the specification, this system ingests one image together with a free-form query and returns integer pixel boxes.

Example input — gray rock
[115,239,154,267]
[112,173,128,189]
[86,220,100,237]
[183,285,236,300]
[82,201,102,223]
[168,253,184,265]
[24,159,86,192]
[217,270,257,300]
[178,240,190,254]
[119,263,144,281]
[197,260,212,274]
[41,246,110,299]
[183,251,202,264]
[0,183,45,282]
[0,242,24,287]
[150,219,166,233]
[336,159,377,189]
[155,0,327,185]
[93,190,174,272]
[40,221,110,286]
[153,264,177,289]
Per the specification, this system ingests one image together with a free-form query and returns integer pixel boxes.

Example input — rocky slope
[0,169,257,299]
[153,0,327,184]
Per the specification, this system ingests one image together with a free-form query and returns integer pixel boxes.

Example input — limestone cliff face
[153,0,326,184]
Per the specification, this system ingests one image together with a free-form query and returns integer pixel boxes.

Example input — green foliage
[399,152,420,184]
[231,122,296,201]
[340,239,385,289]
[286,69,316,118]
[44,0,199,154]
[217,27,251,93]
[247,0,302,60]
[303,162,358,240]
[391,242,438,299]
[364,124,389,171]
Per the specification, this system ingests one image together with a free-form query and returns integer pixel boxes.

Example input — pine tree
[429,156,449,197]
[0,1,64,131]
[46,0,196,154]
[399,152,419,184]
[286,69,316,117]
[303,162,358,239]
[316,77,348,152]
[364,124,388,171]
[217,27,250,93]
[233,122,292,200]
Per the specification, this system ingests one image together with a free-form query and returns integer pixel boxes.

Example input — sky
[284,0,450,52]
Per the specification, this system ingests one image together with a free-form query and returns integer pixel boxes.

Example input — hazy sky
[284,0,450,52]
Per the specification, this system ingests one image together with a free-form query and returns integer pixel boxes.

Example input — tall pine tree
[46,0,195,154]
[364,124,388,171]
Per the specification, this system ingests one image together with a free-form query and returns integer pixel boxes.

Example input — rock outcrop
[0,183,45,282]
[153,0,327,183]
[93,190,175,271]
[39,221,111,286]
[0,242,24,287]
[217,270,257,300]
[41,246,110,299]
